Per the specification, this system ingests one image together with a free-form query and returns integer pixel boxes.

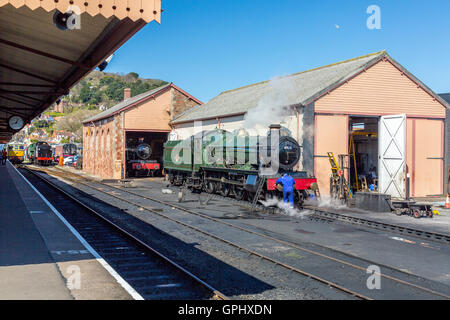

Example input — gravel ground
[35,169,355,300]
[31,166,450,299]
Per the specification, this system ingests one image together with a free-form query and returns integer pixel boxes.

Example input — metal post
[406,165,410,201]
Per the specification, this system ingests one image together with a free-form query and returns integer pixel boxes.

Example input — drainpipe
[217,117,221,130]
[90,121,95,175]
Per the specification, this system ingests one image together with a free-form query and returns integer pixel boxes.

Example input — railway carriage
[7,142,25,164]
[164,125,319,208]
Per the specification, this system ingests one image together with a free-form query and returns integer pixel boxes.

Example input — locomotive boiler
[163,125,319,208]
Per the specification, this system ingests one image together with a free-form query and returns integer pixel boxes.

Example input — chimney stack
[269,124,281,131]
[124,88,131,100]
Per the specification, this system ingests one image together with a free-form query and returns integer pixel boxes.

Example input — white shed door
[378,114,406,198]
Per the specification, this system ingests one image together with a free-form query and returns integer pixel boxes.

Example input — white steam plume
[260,197,313,219]
[243,76,300,130]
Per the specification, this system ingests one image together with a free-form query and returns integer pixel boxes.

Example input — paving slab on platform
[0,162,133,300]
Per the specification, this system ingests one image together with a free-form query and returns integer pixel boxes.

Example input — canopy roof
[0,1,161,142]
[0,0,161,22]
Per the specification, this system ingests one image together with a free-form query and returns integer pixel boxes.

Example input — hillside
[65,70,168,109]
[17,71,169,144]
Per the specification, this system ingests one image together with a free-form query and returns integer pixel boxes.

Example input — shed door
[379,114,406,198]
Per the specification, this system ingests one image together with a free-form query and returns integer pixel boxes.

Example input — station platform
[0,161,133,300]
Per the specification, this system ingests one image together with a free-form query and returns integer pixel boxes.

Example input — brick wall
[170,87,200,120]
[113,113,124,179]
[83,117,118,179]
[83,85,200,179]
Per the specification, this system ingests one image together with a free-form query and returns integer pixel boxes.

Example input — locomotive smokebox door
[125,131,168,178]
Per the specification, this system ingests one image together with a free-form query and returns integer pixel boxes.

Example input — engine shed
[82,84,202,179]
[439,93,450,194]
[170,51,450,198]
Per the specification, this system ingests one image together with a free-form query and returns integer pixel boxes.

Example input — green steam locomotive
[163,125,318,207]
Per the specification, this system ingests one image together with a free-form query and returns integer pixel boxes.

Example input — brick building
[82,83,201,179]
[439,93,450,194]
[171,51,449,198]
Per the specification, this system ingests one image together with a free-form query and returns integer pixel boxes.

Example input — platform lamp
[98,54,114,72]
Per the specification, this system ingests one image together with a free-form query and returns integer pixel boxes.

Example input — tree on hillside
[128,72,139,79]
[105,78,126,101]
[130,80,151,97]
[54,109,100,138]
[99,76,115,87]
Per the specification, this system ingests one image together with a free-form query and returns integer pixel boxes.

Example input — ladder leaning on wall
[327,152,353,202]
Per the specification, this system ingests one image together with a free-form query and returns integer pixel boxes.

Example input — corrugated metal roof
[83,83,171,123]
[171,51,388,124]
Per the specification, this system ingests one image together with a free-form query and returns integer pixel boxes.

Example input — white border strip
[10,162,144,300]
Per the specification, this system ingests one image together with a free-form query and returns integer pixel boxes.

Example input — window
[352,123,365,131]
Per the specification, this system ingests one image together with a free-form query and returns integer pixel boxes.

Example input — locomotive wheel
[205,181,216,194]
[233,186,246,201]
[413,211,421,219]
[247,192,257,203]
[219,183,230,197]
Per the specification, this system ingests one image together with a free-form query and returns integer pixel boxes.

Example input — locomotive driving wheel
[219,182,231,197]
[232,185,246,201]
[205,180,216,194]
[247,191,257,203]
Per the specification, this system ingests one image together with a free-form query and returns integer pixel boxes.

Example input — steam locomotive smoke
[260,198,313,219]
[243,76,299,131]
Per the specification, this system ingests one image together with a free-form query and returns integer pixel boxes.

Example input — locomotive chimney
[124,88,131,101]
[269,124,281,131]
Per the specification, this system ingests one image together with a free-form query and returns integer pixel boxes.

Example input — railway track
[172,187,450,246]
[19,167,228,301]
[156,182,450,246]
[304,206,450,245]
[23,165,450,300]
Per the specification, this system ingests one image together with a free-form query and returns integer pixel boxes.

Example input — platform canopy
[0,0,161,142]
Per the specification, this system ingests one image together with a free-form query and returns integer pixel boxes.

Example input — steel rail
[304,206,450,245]
[29,166,371,300]
[21,166,228,301]
[31,166,450,300]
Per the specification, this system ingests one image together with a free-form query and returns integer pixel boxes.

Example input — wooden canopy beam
[0,38,90,69]
[0,106,29,117]
[9,93,44,104]
[0,105,33,111]
[0,89,66,95]
[0,63,58,84]
[0,95,37,108]
[0,82,56,88]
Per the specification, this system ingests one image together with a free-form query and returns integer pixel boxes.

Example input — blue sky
[107,0,450,102]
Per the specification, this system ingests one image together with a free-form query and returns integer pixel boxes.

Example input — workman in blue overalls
[276,174,296,208]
